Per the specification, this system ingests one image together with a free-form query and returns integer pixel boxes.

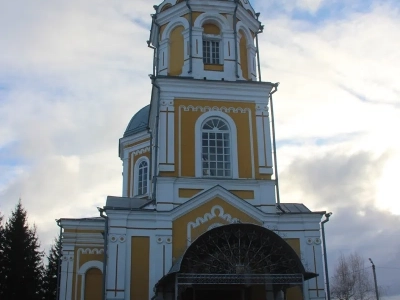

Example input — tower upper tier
[148,0,263,81]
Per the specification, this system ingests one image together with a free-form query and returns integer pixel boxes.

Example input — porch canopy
[156,223,317,291]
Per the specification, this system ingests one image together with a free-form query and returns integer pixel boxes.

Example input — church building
[58,0,328,300]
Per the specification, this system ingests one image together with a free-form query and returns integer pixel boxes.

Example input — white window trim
[202,34,223,65]
[133,156,150,197]
[78,260,103,300]
[195,111,238,178]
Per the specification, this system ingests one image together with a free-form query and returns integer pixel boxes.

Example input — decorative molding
[77,248,104,255]
[156,236,173,245]
[256,104,269,114]
[306,237,321,245]
[62,254,74,262]
[187,205,239,245]
[133,146,150,157]
[160,99,174,108]
[180,105,250,114]
[109,234,126,244]
[207,223,223,231]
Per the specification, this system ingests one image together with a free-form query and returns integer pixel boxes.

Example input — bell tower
[119,0,278,213]
[58,2,328,300]
[151,0,260,81]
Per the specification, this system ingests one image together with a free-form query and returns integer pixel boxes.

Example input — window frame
[202,34,222,65]
[195,111,238,179]
[201,117,231,178]
[133,156,150,197]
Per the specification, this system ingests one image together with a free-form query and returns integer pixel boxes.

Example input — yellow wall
[131,237,150,300]
[284,239,303,300]
[230,190,254,199]
[174,99,260,179]
[168,26,184,76]
[178,189,254,199]
[285,238,301,257]
[72,248,104,300]
[203,23,220,34]
[172,197,261,259]
[204,64,224,71]
[286,286,303,300]
[183,12,212,26]
[84,268,102,300]
[239,30,249,80]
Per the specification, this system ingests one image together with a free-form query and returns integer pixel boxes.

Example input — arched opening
[169,25,184,76]
[155,224,316,300]
[202,22,223,70]
[239,29,249,80]
[160,3,173,12]
[84,268,102,300]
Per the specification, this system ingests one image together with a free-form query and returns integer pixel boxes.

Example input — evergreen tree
[2,201,44,300]
[0,211,5,299]
[42,237,61,300]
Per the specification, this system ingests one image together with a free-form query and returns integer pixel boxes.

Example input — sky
[0,0,399,297]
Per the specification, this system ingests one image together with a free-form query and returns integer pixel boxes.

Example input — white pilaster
[256,103,273,174]
[106,232,127,300]
[158,39,169,76]
[159,98,175,171]
[59,249,74,300]
[122,153,129,197]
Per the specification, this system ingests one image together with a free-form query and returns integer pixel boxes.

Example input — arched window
[138,160,148,195]
[134,157,149,196]
[201,117,231,177]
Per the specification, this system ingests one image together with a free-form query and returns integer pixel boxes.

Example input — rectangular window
[203,40,220,64]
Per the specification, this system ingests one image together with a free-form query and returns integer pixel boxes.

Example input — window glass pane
[203,40,220,64]
[201,117,231,178]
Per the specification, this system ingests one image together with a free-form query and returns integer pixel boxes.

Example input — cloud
[279,148,400,296]
[0,0,399,295]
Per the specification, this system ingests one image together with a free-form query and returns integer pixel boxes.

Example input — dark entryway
[181,287,244,300]
[155,224,317,300]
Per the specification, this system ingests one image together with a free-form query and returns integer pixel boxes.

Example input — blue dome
[124,105,150,137]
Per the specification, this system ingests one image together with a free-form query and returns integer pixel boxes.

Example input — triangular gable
[169,185,265,222]
[168,185,267,258]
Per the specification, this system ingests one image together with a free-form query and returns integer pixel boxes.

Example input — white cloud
[0,0,399,295]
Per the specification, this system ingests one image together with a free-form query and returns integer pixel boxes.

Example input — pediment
[169,185,264,222]
[170,185,266,258]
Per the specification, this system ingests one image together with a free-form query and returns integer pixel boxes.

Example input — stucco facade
[58,1,327,300]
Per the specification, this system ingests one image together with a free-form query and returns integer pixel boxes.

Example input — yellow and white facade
[58,1,327,300]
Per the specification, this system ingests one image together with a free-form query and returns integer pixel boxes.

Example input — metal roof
[105,196,153,210]
[123,104,150,137]
[279,203,312,213]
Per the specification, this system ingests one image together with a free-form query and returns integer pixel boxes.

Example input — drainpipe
[147,19,157,76]
[254,15,264,82]
[150,76,161,200]
[56,219,62,300]
[269,82,285,213]
[148,128,153,196]
[148,6,160,76]
[321,212,332,300]
[185,0,193,73]
[98,207,108,300]
[233,0,239,78]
